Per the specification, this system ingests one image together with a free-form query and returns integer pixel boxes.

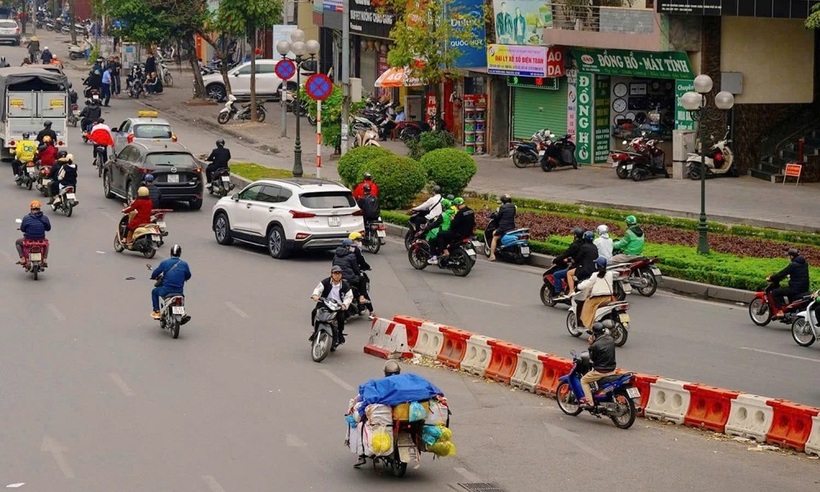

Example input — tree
[807,3,820,30]
[215,0,282,121]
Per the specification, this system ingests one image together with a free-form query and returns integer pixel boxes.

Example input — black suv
[102,141,204,209]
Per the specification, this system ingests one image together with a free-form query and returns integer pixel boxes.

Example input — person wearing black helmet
[767,248,810,317]
[353,172,379,200]
[205,139,231,189]
[149,244,192,321]
[36,120,57,145]
[565,231,599,295]
[580,321,616,409]
[551,227,585,298]
[383,359,401,377]
[488,194,516,262]
[356,183,380,226]
[142,174,162,208]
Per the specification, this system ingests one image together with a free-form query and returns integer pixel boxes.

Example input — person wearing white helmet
[594,224,613,261]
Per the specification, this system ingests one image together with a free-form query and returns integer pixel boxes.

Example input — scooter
[362,218,386,254]
[407,237,477,277]
[555,347,640,429]
[310,297,344,362]
[67,44,87,60]
[510,129,549,168]
[36,166,53,196]
[217,94,266,124]
[749,280,813,327]
[208,167,235,197]
[686,131,738,179]
[541,133,578,172]
[17,161,37,190]
[50,186,79,217]
[482,214,530,265]
[629,139,669,181]
[607,255,663,299]
[566,293,630,347]
[147,265,189,339]
[396,120,431,143]
[150,209,171,246]
[540,263,574,308]
[610,135,650,179]
[114,215,162,259]
[352,127,381,147]
[15,219,48,280]
[792,293,820,347]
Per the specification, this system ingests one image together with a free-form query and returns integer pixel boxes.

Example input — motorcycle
[396,120,430,143]
[686,131,738,179]
[607,255,662,299]
[50,186,78,217]
[405,210,429,250]
[482,213,530,265]
[310,297,344,362]
[15,219,48,280]
[566,294,630,347]
[93,145,107,177]
[629,138,669,181]
[217,94,266,124]
[510,129,549,169]
[155,55,174,87]
[128,76,144,99]
[749,280,814,327]
[362,218,386,254]
[147,264,189,339]
[150,209,172,246]
[114,215,162,259]
[555,349,640,429]
[208,167,235,197]
[610,135,651,179]
[541,133,578,172]
[792,293,820,347]
[408,236,477,277]
[45,19,54,31]
[36,166,53,196]
[347,272,372,320]
[540,263,574,308]
[17,161,38,190]
[67,44,87,60]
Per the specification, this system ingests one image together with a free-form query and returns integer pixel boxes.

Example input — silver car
[112,112,178,155]
[0,19,20,46]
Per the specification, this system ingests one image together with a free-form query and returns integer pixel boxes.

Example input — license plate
[221,176,230,182]
[157,221,166,228]
[466,248,476,257]
[620,313,630,323]
[152,235,160,241]
[66,193,76,200]
[167,174,179,183]
[521,246,530,255]
[29,252,42,261]
[626,387,641,399]
[42,179,51,186]
[328,216,341,227]
[538,150,546,156]
[376,230,386,237]
[27,167,37,175]
[472,240,483,249]
[651,267,661,275]
[171,306,185,315]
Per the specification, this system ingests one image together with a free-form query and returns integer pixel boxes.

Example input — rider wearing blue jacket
[16,200,51,265]
[149,244,191,320]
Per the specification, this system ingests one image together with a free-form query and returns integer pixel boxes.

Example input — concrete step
[749,167,779,182]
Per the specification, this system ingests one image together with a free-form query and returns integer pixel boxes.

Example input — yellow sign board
[9,99,24,108]
[49,99,65,108]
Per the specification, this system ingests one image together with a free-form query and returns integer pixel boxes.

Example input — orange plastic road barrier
[766,399,820,452]
[535,354,573,396]
[391,314,425,348]
[437,327,472,369]
[631,373,659,415]
[683,384,741,433]
[483,340,523,384]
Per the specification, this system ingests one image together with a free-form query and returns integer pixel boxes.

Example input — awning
[374,67,423,88]
[571,48,695,80]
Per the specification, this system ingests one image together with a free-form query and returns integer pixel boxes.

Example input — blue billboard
[448,0,486,68]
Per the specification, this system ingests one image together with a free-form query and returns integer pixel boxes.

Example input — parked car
[0,19,20,46]
[200,59,311,102]
[102,141,204,210]
[112,111,177,155]
[211,178,364,258]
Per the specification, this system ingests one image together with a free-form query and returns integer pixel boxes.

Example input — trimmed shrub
[337,146,392,188]
[364,155,426,210]
[419,148,478,196]
[407,130,455,159]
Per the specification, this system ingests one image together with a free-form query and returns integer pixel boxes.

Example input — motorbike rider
[205,139,231,188]
[353,172,380,200]
[384,359,401,377]
[576,257,616,328]
[149,244,192,321]
[121,186,154,246]
[79,96,102,133]
[142,174,162,208]
[348,232,375,319]
[580,321,617,409]
[552,227,585,298]
[436,197,475,259]
[36,120,57,144]
[488,194,516,262]
[426,198,454,264]
[50,154,78,209]
[609,215,646,264]
[15,200,51,266]
[12,132,37,182]
[565,231,599,295]
[41,46,53,65]
[48,151,69,201]
[37,135,58,170]
[356,184,381,230]
[410,185,443,228]
[310,265,353,348]
[333,239,367,310]
[88,118,114,164]
[767,248,810,316]
[594,224,613,261]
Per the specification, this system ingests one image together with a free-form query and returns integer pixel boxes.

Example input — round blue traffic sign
[275,59,296,80]
[305,74,333,101]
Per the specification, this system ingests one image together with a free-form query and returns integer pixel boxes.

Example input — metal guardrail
[548,4,656,35]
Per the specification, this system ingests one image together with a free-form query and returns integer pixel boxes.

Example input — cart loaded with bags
[344,373,454,478]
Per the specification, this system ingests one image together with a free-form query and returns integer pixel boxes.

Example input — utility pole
[340,0,350,155]
[280,0,288,138]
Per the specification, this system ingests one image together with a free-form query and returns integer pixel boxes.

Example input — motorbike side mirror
[112,127,118,132]
[68,82,72,88]
[15,218,22,224]
[146,264,153,270]
[570,349,576,357]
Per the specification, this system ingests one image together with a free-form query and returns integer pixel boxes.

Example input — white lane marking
[202,476,226,492]
[47,304,66,321]
[443,292,511,308]
[286,434,307,447]
[453,467,482,482]
[319,369,355,391]
[109,373,135,396]
[544,422,610,461]
[6,483,25,488]
[224,301,249,318]
[740,347,820,363]
[41,436,74,479]
[655,291,738,308]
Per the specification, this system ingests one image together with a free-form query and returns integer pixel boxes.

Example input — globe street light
[276,30,320,177]
[681,74,735,255]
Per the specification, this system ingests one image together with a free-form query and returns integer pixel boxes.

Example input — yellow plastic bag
[439,425,453,442]
[428,440,456,457]
[371,427,392,455]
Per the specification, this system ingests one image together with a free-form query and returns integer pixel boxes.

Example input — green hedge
[337,146,393,188]
[365,155,426,210]
[419,148,477,196]
[406,130,456,160]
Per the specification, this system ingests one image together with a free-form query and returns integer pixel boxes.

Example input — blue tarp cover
[357,374,443,415]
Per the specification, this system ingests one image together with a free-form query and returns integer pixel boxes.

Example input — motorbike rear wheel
[512,152,530,169]
[364,235,381,254]
[612,322,628,347]
[65,203,73,217]
[390,457,408,478]
[408,247,429,270]
[566,312,583,337]
[217,112,231,124]
[311,330,332,362]
[539,284,556,307]
[450,249,473,277]
[615,162,630,179]
[556,382,583,416]
[748,298,771,326]
[255,108,267,123]
[26,178,33,190]
[171,317,180,339]
[630,168,647,181]
[636,269,658,297]
[791,318,816,347]
[613,282,626,301]
[142,246,157,259]
[609,392,637,429]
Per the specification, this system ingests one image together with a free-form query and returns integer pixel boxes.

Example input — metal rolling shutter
[512,83,568,141]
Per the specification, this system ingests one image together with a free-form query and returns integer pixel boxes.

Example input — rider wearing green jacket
[609,215,645,264]
[426,198,453,242]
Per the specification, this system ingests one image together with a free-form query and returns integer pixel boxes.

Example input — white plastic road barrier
[806,415,820,457]
[510,349,546,393]
[364,318,411,359]
[644,378,692,424]
[412,322,445,358]
[724,393,775,442]
[461,334,495,377]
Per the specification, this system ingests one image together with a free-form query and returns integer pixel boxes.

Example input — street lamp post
[276,30,320,178]
[680,74,735,255]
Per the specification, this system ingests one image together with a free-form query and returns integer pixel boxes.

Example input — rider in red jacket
[121,187,153,245]
[37,137,58,168]
[352,173,379,200]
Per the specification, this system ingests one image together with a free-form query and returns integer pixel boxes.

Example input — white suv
[201,59,304,102]
[211,178,364,258]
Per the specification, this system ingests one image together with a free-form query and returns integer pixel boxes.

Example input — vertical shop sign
[675,79,695,130]
[575,72,593,164]
[566,69,577,142]
[594,75,610,163]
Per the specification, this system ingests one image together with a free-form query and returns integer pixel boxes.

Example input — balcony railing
[548,4,656,35]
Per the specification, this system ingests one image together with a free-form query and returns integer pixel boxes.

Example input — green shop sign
[572,48,695,80]
[507,76,559,91]
[594,76,610,163]
[575,72,593,164]
[675,79,695,130]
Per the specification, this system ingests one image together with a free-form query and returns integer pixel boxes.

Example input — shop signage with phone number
[572,48,695,80]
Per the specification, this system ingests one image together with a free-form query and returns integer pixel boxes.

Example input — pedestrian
[41,46,53,65]
[82,35,93,60]
[110,56,122,95]
[26,35,40,62]
[101,66,112,106]
[144,52,156,78]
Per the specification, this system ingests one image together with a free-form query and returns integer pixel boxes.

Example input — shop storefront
[350,0,394,99]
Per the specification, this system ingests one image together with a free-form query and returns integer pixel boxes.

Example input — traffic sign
[274,59,296,80]
[305,74,333,101]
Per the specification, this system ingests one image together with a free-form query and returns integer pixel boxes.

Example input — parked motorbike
[555,349,640,429]
[629,138,669,181]
[541,133,578,172]
[396,120,431,143]
[363,218,386,254]
[686,131,738,179]
[147,264,189,339]
[50,186,78,217]
[217,94,266,124]
[45,19,54,31]
[540,263,574,308]
[510,129,549,168]
[208,167,235,197]
[155,54,174,87]
[17,161,37,190]
[352,127,381,147]
[15,219,48,280]
[150,209,171,246]
[128,76,144,99]
[792,293,820,347]
[749,280,814,327]
[114,215,162,259]
[566,295,630,347]
[310,297,344,362]
[607,255,662,299]
[482,214,530,264]
[67,44,87,60]
[408,237,477,277]
[610,135,651,179]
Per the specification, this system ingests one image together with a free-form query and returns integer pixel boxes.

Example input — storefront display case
[463,94,487,155]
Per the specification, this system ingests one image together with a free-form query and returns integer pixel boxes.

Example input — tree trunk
[186,35,207,99]
[69,0,77,45]
[249,30,257,122]
[219,36,233,95]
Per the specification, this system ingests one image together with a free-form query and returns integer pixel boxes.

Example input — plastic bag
[425,400,447,425]
[408,401,427,422]
[428,440,456,457]
[422,424,443,445]
[365,403,393,427]
[370,427,392,455]
[439,426,453,442]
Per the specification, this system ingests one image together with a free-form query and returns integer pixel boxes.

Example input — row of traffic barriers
[365,315,820,456]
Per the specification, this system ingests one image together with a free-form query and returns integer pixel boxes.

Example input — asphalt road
[1,39,819,490]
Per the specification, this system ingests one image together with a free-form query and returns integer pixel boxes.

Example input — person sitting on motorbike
[333,239,365,306]
[767,248,810,317]
[580,321,617,409]
[348,232,375,318]
[576,257,616,328]
[149,244,192,321]
[552,227,585,299]
[15,200,51,266]
[357,184,381,229]
[353,172,379,200]
[488,194,516,262]
[205,139,231,188]
[12,132,37,182]
[565,231,599,295]
[609,215,645,264]
[425,198,454,264]
[142,174,162,209]
[88,118,114,164]
[48,151,69,201]
[594,224,613,261]
[410,185,443,228]
[36,120,57,145]
[384,359,401,377]
[79,96,102,133]
[436,197,475,259]
[121,186,154,246]
[41,46,53,65]
[51,154,78,209]
[310,265,353,348]
[37,135,58,170]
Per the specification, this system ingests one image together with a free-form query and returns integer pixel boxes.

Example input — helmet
[144,174,155,183]
[22,132,30,139]
[137,186,150,197]
[432,185,441,194]
[216,139,225,147]
[42,135,52,143]
[446,194,455,201]
[44,120,52,128]
[170,244,182,257]
[788,248,799,257]
[440,198,451,209]
[625,215,637,226]
[383,360,401,377]
[30,200,41,209]
[65,153,74,162]
[44,46,48,51]
[453,197,465,205]
[363,184,371,193]
[349,231,363,241]
[596,224,609,236]
[57,150,68,158]
[363,172,372,180]
[500,194,512,204]
[331,265,343,274]
[588,322,605,336]
[97,118,105,124]
[342,239,354,247]
[595,257,608,269]
[583,231,594,243]
[572,227,584,239]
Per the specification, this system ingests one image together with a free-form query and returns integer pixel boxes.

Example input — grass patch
[230,162,298,181]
